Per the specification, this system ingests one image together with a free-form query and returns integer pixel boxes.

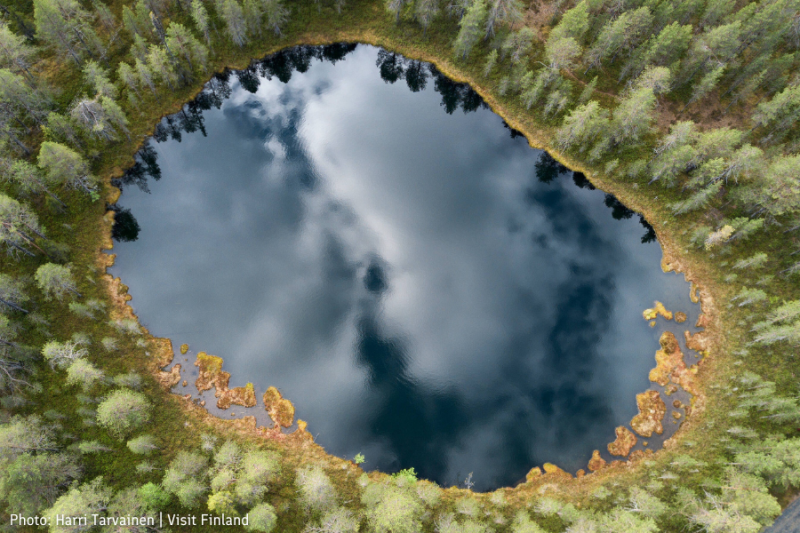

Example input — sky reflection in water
[110,45,697,491]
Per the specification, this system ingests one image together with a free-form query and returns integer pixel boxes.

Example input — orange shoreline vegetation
[643,301,673,321]
[608,426,638,457]
[631,390,666,438]
[194,352,257,409]
[263,386,296,428]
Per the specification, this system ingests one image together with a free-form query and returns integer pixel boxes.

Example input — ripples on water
[110,44,700,491]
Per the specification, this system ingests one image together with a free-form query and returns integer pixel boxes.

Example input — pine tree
[671,181,722,215]
[92,0,117,34]
[42,478,112,530]
[121,5,145,37]
[453,0,487,59]
[752,84,800,143]
[117,62,140,103]
[502,27,534,64]
[37,141,99,196]
[640,22,692,69]
[82,60,116,98]
[127,434,159,454]
[0,69,50,127]
[0,23,35,79]
[415,0,439,35]
[681,65,725,113]
[547,0,589,44]
[218,0,248,47]
[0,194,46,257]
[483,49,497,76]
[35,264,81,300]
[263,0,289,36]
[585,7,653,70]
[146,45,177,89]
[8,160,66,207]
[134,58,156,94]
[555,101,610,152]
[33,0,102,65]
[241,0,263,37]
[165,22,208,76]
[70,96,129,142]
[679,22,741,87]
[578,75,597,104]
[96,389,151,437]
[754,155,800,217]
[632,66,671,95]
[131,33,149,62]
[0,273,29,313]
[611,87,655,144]
[485,0,523,38]
[191,0,210,43]
[386,0,410,23]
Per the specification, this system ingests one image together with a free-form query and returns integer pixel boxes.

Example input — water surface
[110,44,699,490]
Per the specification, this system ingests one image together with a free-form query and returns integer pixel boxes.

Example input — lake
[109,44,700,491]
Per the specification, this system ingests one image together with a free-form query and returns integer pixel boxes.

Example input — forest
[0,0,799,530]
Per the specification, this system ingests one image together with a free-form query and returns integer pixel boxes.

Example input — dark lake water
[110,44,700,491]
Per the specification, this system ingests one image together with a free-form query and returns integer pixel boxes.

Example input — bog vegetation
[0,0,799,530]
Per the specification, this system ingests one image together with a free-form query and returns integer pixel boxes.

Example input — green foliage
[556,101,610,153]
[162,450,208,508]
[113,371,142,389]
[731,287,768,307]
[65,358,104,390]
[208,490,240,515]
[303,506,360,533]
[297,464,337,513]
[362,482,423,533]
[391,467,418,484]
[0,273,28,313]
[415,481,440,507]
[207,440,280,511]
[138,482,171,509]
[436,512,490,533]
[191,0,211,43]
[0,194,46,258]
[77,440,110,453]
[548,0,588,44]
[33,0,102,65]
[511,510,546,533]
[127,434,158,454]
[453,0,487,59]
[246,502,278,532]
[36,264,80,301]
[42,478,112,533]
[0,452,81,515]
[502,28,534,64]
[611,87,655,144]
[38,141,98,196]
[95,388,151,438]
[455,496,480,517]
[0,22,35,77]
[42,339,87,368]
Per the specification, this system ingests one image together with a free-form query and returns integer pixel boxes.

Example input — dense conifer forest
[1,0,800,530]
